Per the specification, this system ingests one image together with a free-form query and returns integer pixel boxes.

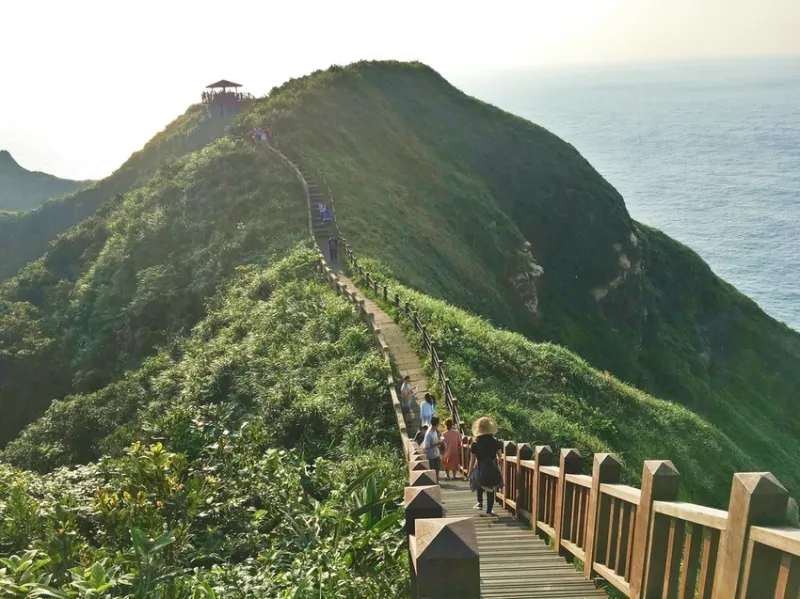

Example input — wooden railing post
[411,517,480,598]
[629,460,679,599]
[404,486,442,535]
[555,449,581,556]
[501,441,517,509]
[532,446,553,530]
[711,472,789,599]
[584,453,622,579]
[382,285,388,301]
[516,443,534,521]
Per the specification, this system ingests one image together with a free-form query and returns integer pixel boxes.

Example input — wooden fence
[342,248,466,435]
[456,437,800,598]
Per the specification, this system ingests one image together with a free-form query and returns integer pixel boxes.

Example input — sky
[1,0,798,180]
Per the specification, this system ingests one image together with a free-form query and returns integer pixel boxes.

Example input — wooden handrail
[459,438,800,597]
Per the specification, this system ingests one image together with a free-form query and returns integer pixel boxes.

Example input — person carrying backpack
[328,236,339,261]
[467,416,503,516]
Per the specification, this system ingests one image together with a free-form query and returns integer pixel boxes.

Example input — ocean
[455,56,800,331]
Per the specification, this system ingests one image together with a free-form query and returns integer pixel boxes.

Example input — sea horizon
[455,55,800,332]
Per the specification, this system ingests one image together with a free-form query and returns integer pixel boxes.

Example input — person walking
[422,416,443,484]
[400,375,417,422]
[468,416,503,516]
[441,418,461,480]
[328,236,339,262]
[251,126,263,147]
[420,392,435,428]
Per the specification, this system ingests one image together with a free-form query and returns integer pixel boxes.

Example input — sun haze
[1,0,798,180]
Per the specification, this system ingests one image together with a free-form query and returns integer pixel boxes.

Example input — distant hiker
[322,207,333,223]
[328,236,339,261]
[441,418,461,480]
[414,425,428,445]
[401,375,417,420]
[422,416,443,484]
[468,417,503,516]
[421,392,435,428]
[264,126,272,143]
[252,126,264,146]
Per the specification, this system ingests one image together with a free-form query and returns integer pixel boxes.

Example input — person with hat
[467,416,503,516]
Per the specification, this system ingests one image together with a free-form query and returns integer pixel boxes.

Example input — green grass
[237,60,800,501]
[352,259,761,506]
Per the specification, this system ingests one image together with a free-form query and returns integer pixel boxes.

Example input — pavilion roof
[206,79,242,89]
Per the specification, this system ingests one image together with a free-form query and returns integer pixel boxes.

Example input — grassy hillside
[0,138,306,445]
[0,250,408,598]
[356,261,777,505]
[239,61,800,498]
[0,150,91,212]
[0,105,232,281]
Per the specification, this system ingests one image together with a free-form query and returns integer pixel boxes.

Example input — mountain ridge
[1,60,799,502]
[0,149,92,212]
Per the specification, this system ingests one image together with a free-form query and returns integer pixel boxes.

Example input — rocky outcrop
[590,232,642,301]
[511,241,544,316]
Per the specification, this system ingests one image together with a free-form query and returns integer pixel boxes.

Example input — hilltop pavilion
[202,80,254,116]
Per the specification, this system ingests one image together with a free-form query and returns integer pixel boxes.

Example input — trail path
[281,146,606,599]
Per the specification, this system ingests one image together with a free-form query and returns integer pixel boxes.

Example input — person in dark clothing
[328,236,339,261]
[468,417,503,516]
[414,425,428,445]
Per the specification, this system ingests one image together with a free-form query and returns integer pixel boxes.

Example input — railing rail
[458,437,800,598]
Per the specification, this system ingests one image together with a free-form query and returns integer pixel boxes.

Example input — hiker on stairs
[328,236,339,262]
[422,416,443,484]
[468,417,503,516]
[401,375,417,422]
[421,392,435,427]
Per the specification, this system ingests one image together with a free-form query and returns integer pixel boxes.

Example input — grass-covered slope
[0,105,231,281]
[0,250,408,598]
[358,264,780,506]
[0,138,306,445]
[240,61,800,498]
[0,150,91,212]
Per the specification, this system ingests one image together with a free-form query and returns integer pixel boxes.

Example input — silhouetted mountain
[0,150,91,212]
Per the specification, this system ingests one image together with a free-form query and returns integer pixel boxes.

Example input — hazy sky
[1,0,798,180]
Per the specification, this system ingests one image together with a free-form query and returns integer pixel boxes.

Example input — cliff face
[0,150,90,212]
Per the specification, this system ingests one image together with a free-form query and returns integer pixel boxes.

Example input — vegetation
[241,60,800,499]
[0,105,232,281]
[356,259,759,505]
[0,138,308,445]
[2,58,799,595]
[0,249,408,598]
[0,150,91,212]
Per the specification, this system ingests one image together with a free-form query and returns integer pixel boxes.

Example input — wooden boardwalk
[287,155,607,599]
[441,479,606,598]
